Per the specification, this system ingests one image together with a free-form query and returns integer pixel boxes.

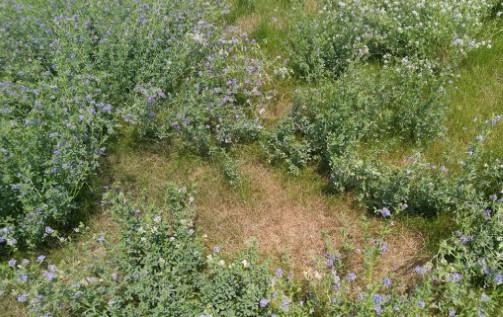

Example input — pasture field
[1,0,502,316]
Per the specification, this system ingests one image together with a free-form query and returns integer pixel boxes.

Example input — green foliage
[287,0,493,80]
[264,57,449,173]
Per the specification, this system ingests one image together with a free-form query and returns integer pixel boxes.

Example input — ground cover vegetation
[1,0,503,316]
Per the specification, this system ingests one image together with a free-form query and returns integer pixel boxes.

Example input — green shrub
[287,0,493,80]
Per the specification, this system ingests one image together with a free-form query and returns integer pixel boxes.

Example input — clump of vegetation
[287,0,494,80]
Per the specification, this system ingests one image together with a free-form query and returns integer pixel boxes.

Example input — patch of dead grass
[107,145,427,283]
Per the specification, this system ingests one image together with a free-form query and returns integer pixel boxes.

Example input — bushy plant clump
[264,56,449,170]
[145,33,275,155]
[288,0,493,80]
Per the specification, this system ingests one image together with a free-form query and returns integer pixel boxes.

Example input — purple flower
[259,298,269,308]
[494,273,503,285]
[18,273,28,283]
[212,246,221,254]
[43,271,57,282]
[346,272,357,282]
[448,272,462,283]
[383,277,392,288]
[417,300,426,309]
[8,259,16,268]
[373,293,383,305]
[380,207,391,218]
[45,226,54,235]
[275,268,283,278]
[326,257,334,268]
[378,241,388,254]
[37,255,46,263]
[17,294,27,303]
[415,265,427,276]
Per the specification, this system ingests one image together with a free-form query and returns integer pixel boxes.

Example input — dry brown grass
[235,13,260,35]
[107,144,427,282]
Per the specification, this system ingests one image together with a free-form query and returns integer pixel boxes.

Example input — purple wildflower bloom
[418,300,426,309]
[8,259,16,268]
[373,293,383,305]
[259,298,269,308]
[494,273,503,285]
[326,257,334,268]
[45,226,54,235]
[43,271,57,282]
[275,268,284,278]
[383,277,392,288]
[17,294,27,303]
[380,207,391,218]
[18,273,28,283]
[415,265,427,276]
[448,272,462,283]
[37,255,46,263]
[212,246,221,254]
[378,241,388,254]
[346,272,357,282]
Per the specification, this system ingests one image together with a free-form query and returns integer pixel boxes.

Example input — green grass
[423,21,503,169]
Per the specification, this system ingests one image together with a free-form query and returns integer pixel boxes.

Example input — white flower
[241,259,249,268]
